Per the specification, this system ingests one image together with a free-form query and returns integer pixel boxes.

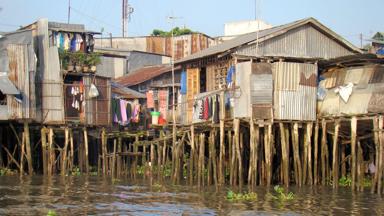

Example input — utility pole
[67,0,71,24]
[122,0,134,37]
[360,33,363,49]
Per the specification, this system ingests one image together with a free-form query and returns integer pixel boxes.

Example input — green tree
[151,27,196,36]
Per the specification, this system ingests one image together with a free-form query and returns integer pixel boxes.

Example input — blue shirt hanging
[180,70,187,95]
[226,65,235,84]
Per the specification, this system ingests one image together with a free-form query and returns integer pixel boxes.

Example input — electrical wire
[70,6,122,32]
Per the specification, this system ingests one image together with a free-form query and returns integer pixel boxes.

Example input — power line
[70,6,122,32]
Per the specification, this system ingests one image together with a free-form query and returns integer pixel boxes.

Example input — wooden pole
[314,122,319,185]
[307,122,313,185]
[61,127,69,176]
[198,133,205,187]
[279,123,289,187]
[293,122,302,186]
[41,127,47,175]
[351,116,357,191]
[248,119,255,186]
[332,119,340,189]
[117,137,122,178]
[265,124,272,187]
[219,120,225,186]
[69,129,74,172]
[378,115,384,194]
[357,141,364,192]
[112,139,117,178]
[83,127,89,174]
[24,122,33,175]
[234,119,242,188]
[20,132,25,175]
[101,128,107,175]
[321,119,327,185]
[189,126,195,185]
[372,116,379,193]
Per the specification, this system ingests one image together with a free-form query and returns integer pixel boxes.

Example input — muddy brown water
[0,176,383,215]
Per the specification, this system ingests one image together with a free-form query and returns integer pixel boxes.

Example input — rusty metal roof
[176,17,361,64]
[114,64,181,87]
[111,82,145,99]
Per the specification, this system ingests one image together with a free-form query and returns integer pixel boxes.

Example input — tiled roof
[114,64,180,87]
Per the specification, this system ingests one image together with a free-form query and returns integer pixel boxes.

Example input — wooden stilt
[198,133,205,187]
[112,139,117,178]
[303,125,308,185]
[219,120,225,185]
[41,127,47,175]
[229,129,234,186]
[20,131,25,175]
[332,119,340,189]
[234,119,242,188]
[341,144,346,178]
[61,127,69,176]
[83,128,89,174]
[48,128,54,175]
[264,124,272,187]
[101,128,107,175]
[372,116,379,193]
[248,119,255,186]
[133,135,139,179]
[150,140,155,175]
[351,116,357,191]
[357,141,363,192]
[314,122,319,185]
[293,123,302,186]
[306,122,313,185]
[321,119,327,185]
[189,126,195,185]
[378,116,384,194]
[69,129,74,172]
[117,137,122,178]
[279,123,289,187]
[23,122,33,175]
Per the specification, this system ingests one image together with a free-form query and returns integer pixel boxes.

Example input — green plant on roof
[272,185,294,201]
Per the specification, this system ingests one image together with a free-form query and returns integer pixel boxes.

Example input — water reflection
[0,176,383,215]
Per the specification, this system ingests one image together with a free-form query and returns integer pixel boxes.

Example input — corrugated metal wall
[236,24,353,59]
[6,44,31,119]
[273,62,317,121]
[234,62,251,118]
[318,65,384,117]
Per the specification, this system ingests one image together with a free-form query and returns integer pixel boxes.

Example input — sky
[0,0,382,47]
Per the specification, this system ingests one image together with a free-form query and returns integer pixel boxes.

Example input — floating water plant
[339,176,352,187]
[272,185,294,201]
[47,210,57,216]
[71,167,81,176]
[0,168,16,176]
[226,190,257,201]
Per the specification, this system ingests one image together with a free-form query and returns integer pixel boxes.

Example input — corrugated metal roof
[114,64,181,87]
[0,75,19,94]
[176,17,361,64]
[111,82,146,99]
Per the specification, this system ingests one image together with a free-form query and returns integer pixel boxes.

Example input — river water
[0,176,383,215]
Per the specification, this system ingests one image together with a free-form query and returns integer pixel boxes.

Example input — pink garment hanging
[158,90,168,120]
[146,90,154,108]
[120,99,128,123]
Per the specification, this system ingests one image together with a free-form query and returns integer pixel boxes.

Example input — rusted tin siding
[6,44,33,119]
[318,65,384,117]
[273,62,317,121]
[236,24,353,59]
[84,76,111,126]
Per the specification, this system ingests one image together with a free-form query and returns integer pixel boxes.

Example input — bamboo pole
[332,119,340,189]
[248,119,255,186]
[321,119,327,185]
[198,133,205,187]
[357,141,363,192]
[133,135,139,179]
[61,127,69,176]
[41,127,47,175]
[351,116,357,191]
[229,129,234,186]
[117,137,122,178]
[279,123,289,187]
[341,144,346,178]
[24,122,33,175]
